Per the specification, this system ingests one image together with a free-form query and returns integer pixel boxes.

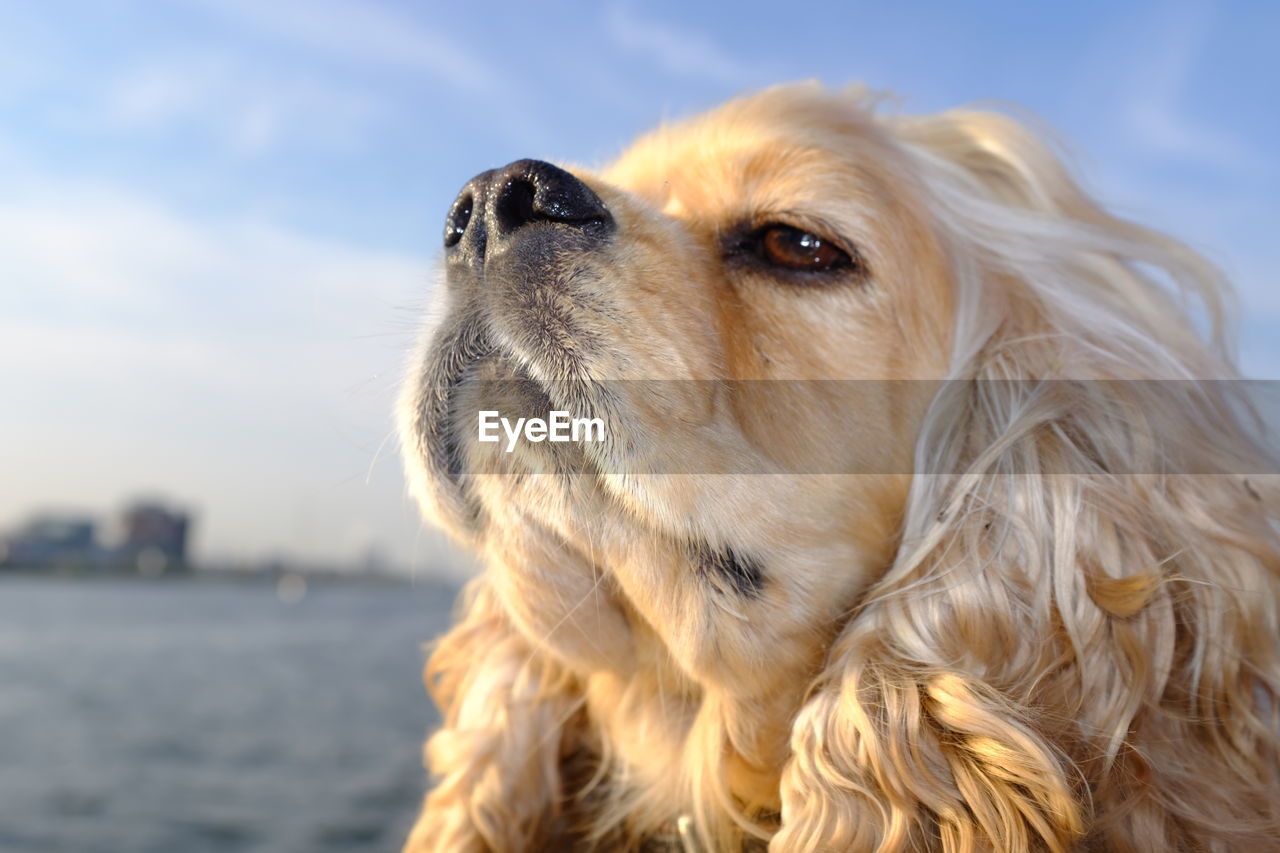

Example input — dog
[397,83,1280,851]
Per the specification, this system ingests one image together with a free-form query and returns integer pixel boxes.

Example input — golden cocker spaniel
[397,84,1280,852]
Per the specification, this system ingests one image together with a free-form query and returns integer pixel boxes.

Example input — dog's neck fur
[471,467,902,846]
[502,548,833,847]
[568,644,796,847]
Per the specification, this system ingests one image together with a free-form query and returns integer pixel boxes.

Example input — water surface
[0,575,459,853]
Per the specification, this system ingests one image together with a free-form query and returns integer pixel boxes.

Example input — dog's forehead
[599,92,896,225]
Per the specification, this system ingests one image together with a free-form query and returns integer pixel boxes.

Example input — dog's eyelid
[753,211,853,246]
[724,214,855,254]
[721,217,867,280]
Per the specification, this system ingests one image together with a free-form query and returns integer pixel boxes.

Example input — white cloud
[603,2,758,85]
[183,0,502,94]
[0,186,215,301]
[0,176,464,575]
[95,52,387,156]
[1120,4,1271,175]
[0,177,421,310]
[94,1,562,155]
[106,68,198,126]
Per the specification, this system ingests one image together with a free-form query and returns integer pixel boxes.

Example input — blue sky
[1,1,1277,575]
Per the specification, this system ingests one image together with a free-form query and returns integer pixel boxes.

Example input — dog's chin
[411,324,615,519]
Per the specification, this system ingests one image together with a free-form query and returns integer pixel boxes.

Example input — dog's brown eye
[755,224,851,272]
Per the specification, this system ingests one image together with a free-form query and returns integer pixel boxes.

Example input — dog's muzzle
[443,159,614,271]
[405,160,618,533]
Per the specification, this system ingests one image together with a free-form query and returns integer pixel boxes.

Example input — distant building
[0,515,98,572]
[118,501,191,575]
[0,500,193,575]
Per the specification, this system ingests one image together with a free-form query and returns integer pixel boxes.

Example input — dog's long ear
[773,109,1280,852]
[885,106,1233,379]
[404,577,583,852]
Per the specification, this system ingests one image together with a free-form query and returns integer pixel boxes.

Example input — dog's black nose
[444,159,612,261]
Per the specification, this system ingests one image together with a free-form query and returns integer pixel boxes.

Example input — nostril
[444,193,473,248]
[475,160,614,245]
[494,178,537,234]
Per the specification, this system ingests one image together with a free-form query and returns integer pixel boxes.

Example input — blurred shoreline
[0,565,440,582]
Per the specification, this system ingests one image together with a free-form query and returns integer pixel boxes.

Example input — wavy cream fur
[399,84,1280,852]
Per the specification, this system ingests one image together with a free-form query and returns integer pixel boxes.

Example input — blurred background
[1,1,1276,851]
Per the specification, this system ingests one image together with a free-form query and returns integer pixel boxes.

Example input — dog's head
[400,86,956,680]
[399,84,1280,850]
